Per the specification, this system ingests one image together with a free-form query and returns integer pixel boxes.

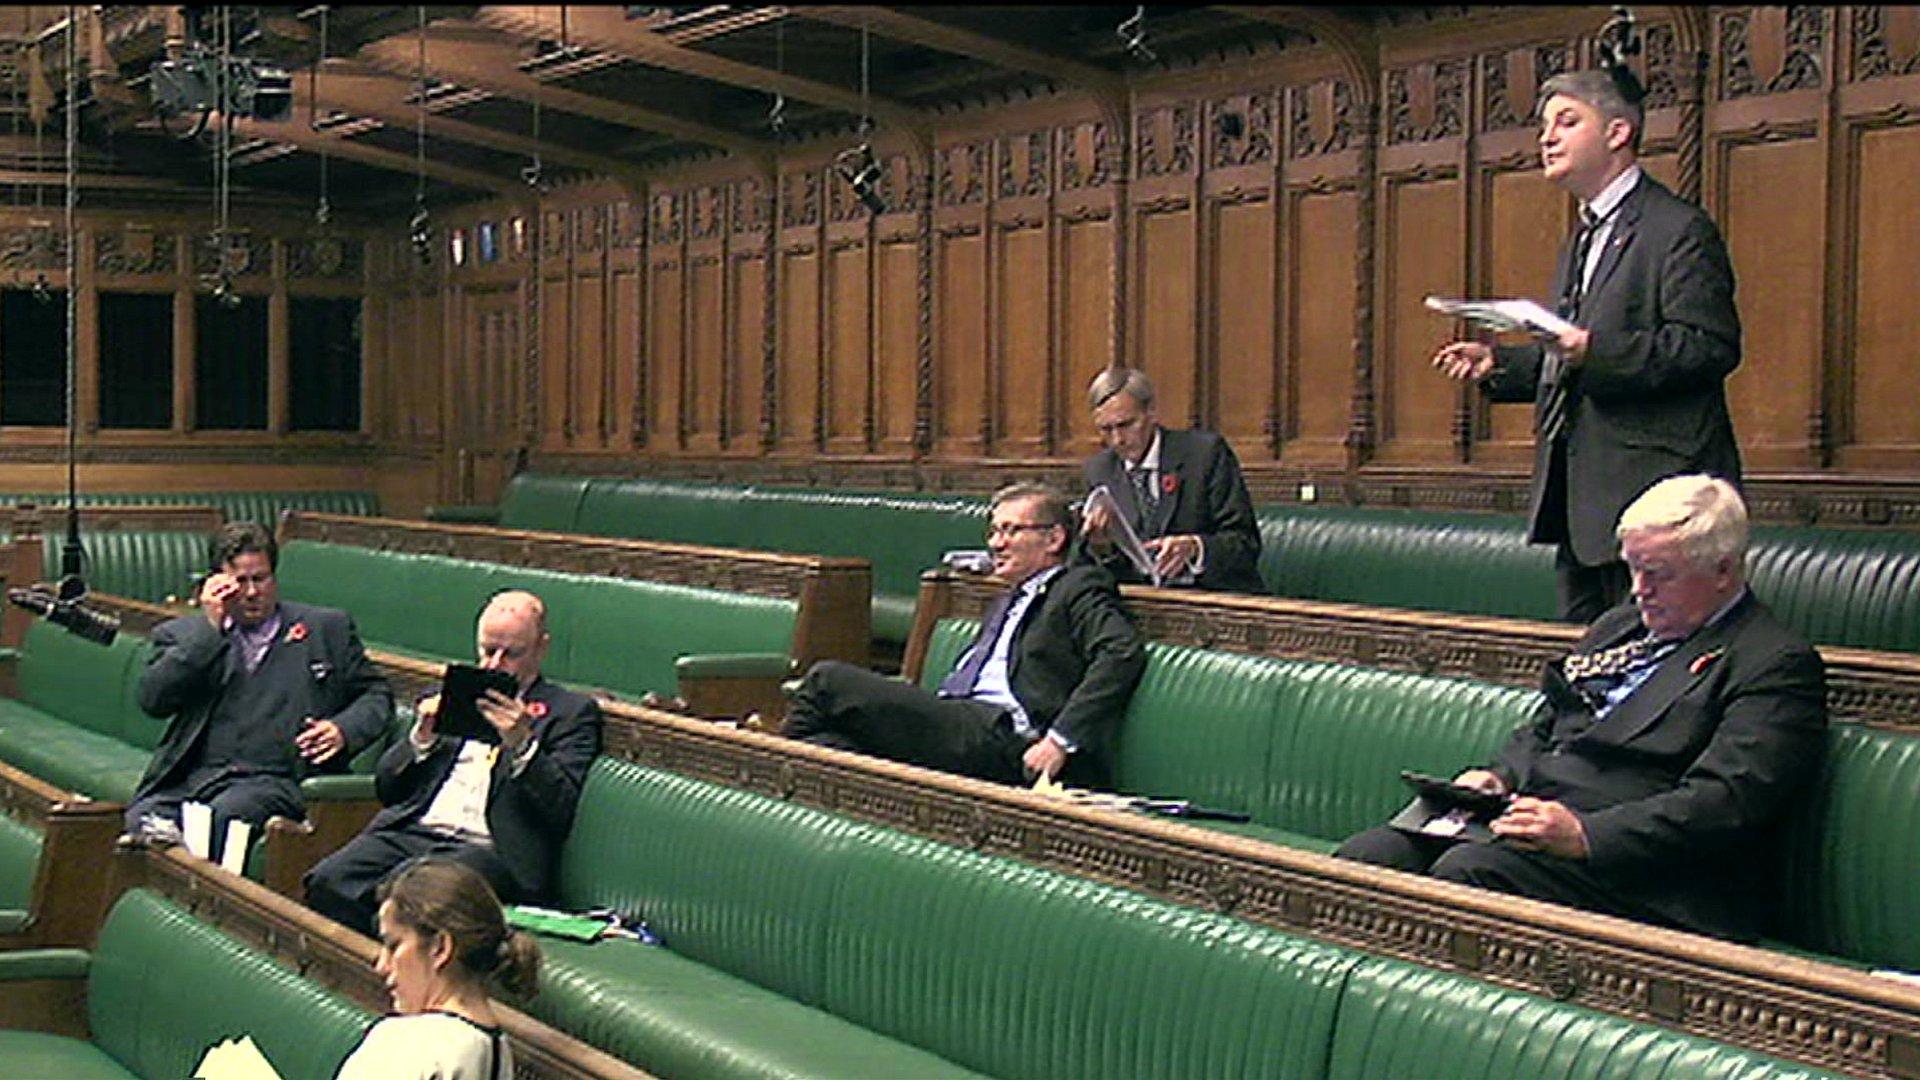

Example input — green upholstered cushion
[87,889,372,1080]
[1112,642,1291,816]
[556,758,1360,1080]
[0,1032,133,1079]
[0,810,43,911]
[1746,524,1920,654]
[1777,723,1920,970]
[37,531,209,605]
[14,619,146,746]
[498,474,592,532]
[0,704,145,803]
[1329,957,1837,1079]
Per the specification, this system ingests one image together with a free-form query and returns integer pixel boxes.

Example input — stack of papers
[1425,295,1574,337]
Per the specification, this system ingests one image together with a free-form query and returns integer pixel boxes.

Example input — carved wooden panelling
[1057,216,1112,450]
[1722,138,1822,467]
[1289,79,1359,159]
[875,153,924,216]
[1718,6,1827,99]
[1381,178,1463,453]
[1208,93,1276,169]
[650,192,685,246]
[540,209,568,259]
[1135,208,1197,425]
[1135,104,1199,177]
[647,262,684,448]
[688,185,727,242]
[1848,124,1920,456]
[1286,190,1358,454]
[1481,43,1573,131]
[685,257,724,447]
[1058,120,1114,190]
[934,229,987,451]
[1210,196,1276,457]
[823,245,869,444]
[781,169,822,229]
[876,240,918,450]
[827,164,868,224]
[937,142,988,206]
[1638,22,1683,110]
[730,177,769,233]
[191,231,270,277]
[996,129,1052,198]
[94,228,177,275]
[285,234,362,279]
[573,204,607,254]
[612,200,644,247]
[1385,60,1467,144]
[995,224,1050,453]
[1853,6,1920,80]
[727,254,765,446]
[777,251,822,450]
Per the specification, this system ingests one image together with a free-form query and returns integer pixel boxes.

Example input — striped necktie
[1539,208,1602,444]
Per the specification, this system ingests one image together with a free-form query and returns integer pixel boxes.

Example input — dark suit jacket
[1484,172,1743,566]
[1082,427,1264,593]
[1490,593,1826,940]
[369,677,602,901]
[134,601,393,802]
[1003,564,1146,786]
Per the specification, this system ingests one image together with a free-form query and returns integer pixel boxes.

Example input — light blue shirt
[968,565,1076,751]
[1596,586,1747,719]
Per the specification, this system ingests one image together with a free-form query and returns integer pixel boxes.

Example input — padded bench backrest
[499,474,594,533]
[14,618,152,749]
[278,539,799,700]
[1746,524,1920,654]
[88,888,372,1080]
[560,757,1360,1080]
[0,811,41,911]
[1329,957,1834,1079]
[42,530,208,604]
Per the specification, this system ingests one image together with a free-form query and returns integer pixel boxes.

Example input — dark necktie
[1539,208,1602,444]
[1130,466,1156,533]
[937,589,1016,698]
[1562,633,1680,713]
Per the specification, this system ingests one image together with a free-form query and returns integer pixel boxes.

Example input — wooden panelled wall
[372,6,1920,514]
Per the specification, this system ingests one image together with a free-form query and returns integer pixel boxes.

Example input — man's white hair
[1615,474,1748,570]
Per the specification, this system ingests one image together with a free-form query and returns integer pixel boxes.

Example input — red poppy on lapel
[1160,473,1180,496]
[526,700,549,719]
[1690,649,1723,676]
[284,622,309,644]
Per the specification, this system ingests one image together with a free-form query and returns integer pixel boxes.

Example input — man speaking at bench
[1079,368,1263,594]
[127,522,392,849]
[1336,475,1827,942]
[305,590,603,935]
[785,483,1145,788]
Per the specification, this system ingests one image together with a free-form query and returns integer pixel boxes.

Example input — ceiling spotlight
[410,207,434,266]
[834,142,886,216]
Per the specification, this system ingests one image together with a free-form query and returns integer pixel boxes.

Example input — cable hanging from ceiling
[310,4,330,228]
[204,5,239,308]
[766,16,785,134]
[832,17,883,215]
[408,3,431,266]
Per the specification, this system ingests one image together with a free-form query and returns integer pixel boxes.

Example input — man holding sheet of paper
[1079,367,1264,594]
[1431,64,1742,624]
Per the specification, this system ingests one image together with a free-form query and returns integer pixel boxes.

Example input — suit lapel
[1144,433,1183,538]
[1583,178,1646,306]
[1099,451,1146,531]
[1590,599,1746,747]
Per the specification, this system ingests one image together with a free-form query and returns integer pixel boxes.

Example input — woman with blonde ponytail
[336,858,540,1079]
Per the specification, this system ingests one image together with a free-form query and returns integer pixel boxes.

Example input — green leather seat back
[1262,662,1537,840]
[41,531,209,605]
[552,574,796,699]
[15,619,147,744]
[88,889,373,1080]
[1776,722,1920,969]
[1329,957,1836,1079]
[559,757,861,1001]
[278,540,506,662]
[498,474,592,532]
[824,825,1358,1080]
[1747,524,1920,653]
[577,478,753,549]
[918,619,974,693]
[1113,642,1291,815]
[0,811,42,911]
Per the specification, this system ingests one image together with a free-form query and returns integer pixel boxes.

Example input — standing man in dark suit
[1433,68,1742,623]
[304,590,602,935]
[1335,476,1826,942]
[1079,368,1264,594]
[128,522,392,851]
[785,482,1145,788]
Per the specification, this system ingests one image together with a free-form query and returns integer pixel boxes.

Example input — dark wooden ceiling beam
[229,112,526,198]
[474,5,928,132]
[796,6,1128,102]
[355,19,772,160]
[1211,6,1379,103]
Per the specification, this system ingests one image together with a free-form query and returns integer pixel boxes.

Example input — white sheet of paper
[1424,295,1576,337]
[1085,484,1163,587]
[181,801,214,860]
[194,1035,284,1080]
[220,817,252,875]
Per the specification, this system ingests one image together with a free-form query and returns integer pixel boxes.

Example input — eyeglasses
[986,522,1057,540]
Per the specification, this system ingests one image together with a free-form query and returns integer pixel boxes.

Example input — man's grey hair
[1538,69,1643,154]
[1088,367,1154,411]
[990,482,1077,550]
[1615,474,1748,571]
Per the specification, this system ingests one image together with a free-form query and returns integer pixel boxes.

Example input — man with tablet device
[304,590,603,935]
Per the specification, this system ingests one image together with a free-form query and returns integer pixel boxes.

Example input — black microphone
[7,575,120,646]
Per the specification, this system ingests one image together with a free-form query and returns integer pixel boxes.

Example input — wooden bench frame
[0,843,650,1079]
[0,759,124,949]
[280,511,874,716]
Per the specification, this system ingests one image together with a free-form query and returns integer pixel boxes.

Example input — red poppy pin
[1160,473,1180,496]
[1690,649,1723,676]
[526,701,549,719]
[284,622,309,644]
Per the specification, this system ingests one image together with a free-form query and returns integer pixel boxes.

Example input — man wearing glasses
[126,521,392,854]
[784,483,1146,787]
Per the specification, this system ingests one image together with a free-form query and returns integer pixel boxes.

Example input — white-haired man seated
[1336,474,1827,942]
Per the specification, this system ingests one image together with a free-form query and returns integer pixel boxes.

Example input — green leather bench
[276,538,803,703]
[0,811,38,931]
[514,755,1829,1079]
[926,615,1920,975]
[0,888,372,1078]
[1255,504,1920,653]
[498,474,988,648]
[0,489,378,525]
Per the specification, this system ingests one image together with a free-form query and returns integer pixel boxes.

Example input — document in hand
[1085,484,1163,587]
[194,1035,284,1080]
[1425,295,1575,338]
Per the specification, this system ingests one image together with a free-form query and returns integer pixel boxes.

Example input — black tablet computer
[437,663,519,744]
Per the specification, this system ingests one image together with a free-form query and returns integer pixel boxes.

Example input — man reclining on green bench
[305,590,603,935]
[785,482,1146,788]
[128,522,393,851]
[1337,475,1828,942]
